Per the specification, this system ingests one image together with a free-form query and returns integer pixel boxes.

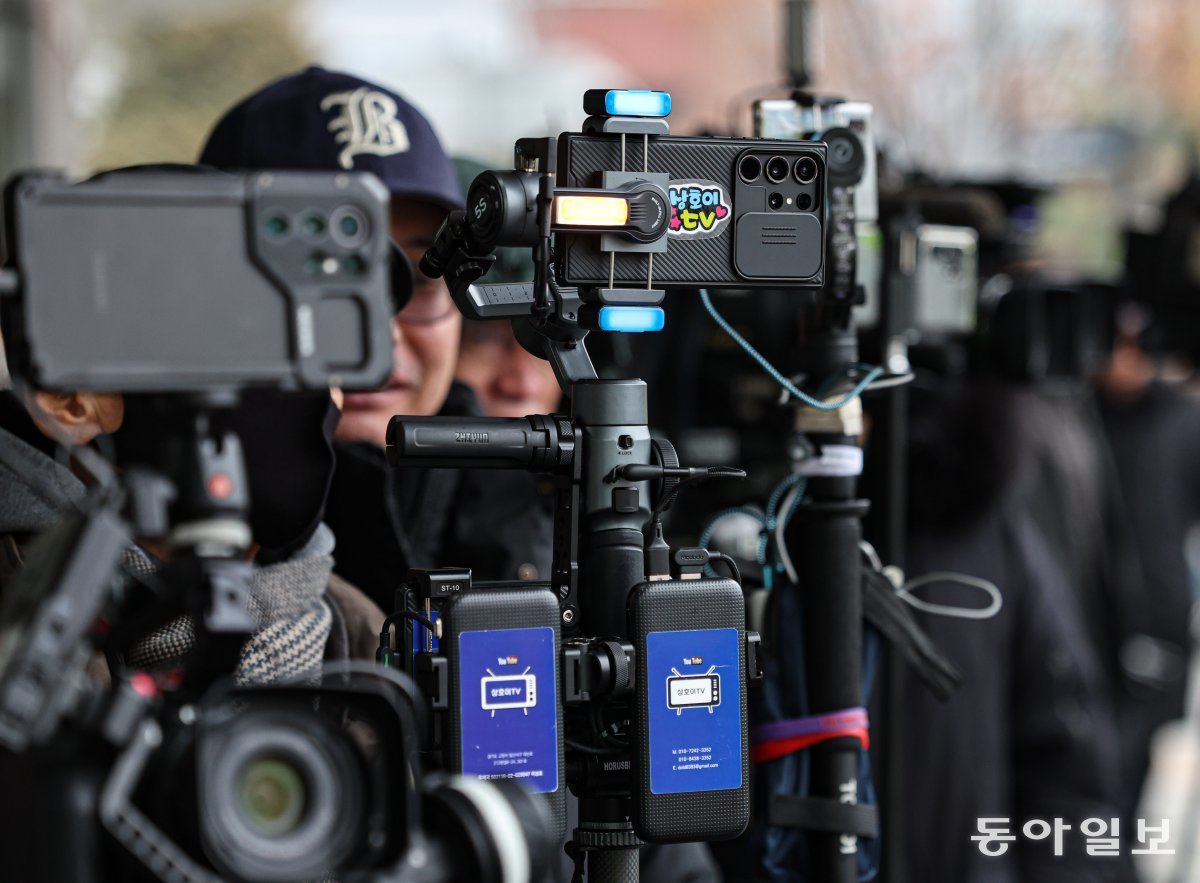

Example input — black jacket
[883,380,1128,883]
[324,382,556,611]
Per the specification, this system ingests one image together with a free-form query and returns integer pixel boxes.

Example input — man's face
[456,321,562,418]
[336,200,462,447]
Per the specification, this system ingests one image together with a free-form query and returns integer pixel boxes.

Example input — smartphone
[556,134,827,289]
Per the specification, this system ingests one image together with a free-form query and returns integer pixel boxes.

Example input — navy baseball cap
[199,66,463,212]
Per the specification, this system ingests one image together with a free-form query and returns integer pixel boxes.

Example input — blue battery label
[411,611,440,665]
[459,627,558,793]
[646,627,742,795]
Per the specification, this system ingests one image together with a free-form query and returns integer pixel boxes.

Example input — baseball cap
[200,66,463,212]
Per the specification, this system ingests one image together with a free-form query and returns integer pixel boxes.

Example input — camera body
[0,166,554,883]
[909,224,980,336]
[0,661,553,883]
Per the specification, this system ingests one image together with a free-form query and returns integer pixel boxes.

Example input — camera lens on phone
[329,206,368,247]
[264,213,289,238]
[793,157,818,184]
[768,192,784,210]
[738,155,762,183]
[765,156,790,184]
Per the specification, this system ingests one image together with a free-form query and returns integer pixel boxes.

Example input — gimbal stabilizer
[388,102,760,882]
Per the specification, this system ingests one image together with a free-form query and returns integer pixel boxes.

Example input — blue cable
[697,289,877,586]
[759,474,800,563]
[699,289,884,410]
[765,474,802,522]
[699,506,767,577]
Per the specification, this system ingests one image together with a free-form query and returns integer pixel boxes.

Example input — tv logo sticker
[481,667,537,717]
[668,180,730,239]
[666,665,721,715]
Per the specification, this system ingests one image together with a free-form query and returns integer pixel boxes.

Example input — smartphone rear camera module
[765,156,790,184]
[795,194,813,211]
[767,192,784,210]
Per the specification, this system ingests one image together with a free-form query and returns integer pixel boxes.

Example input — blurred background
[6,0,1200,278]
[3,0,1200,880]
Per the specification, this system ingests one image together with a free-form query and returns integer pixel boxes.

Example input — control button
[612,486,639,513]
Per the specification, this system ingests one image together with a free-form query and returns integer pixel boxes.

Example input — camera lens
[199,707,365,882]
[342,254,367,275]
[302,215,325,237]
[796,194,813,210]
[264,213,289,237]
[738,155,762,182]
[765,156,790,183]
[329,206,368,247]
[794,156,819,184]
[768,192,784,210]
[425,774,556,883]
[239,757,307,838]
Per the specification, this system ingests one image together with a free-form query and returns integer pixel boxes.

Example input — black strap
[768,794,880,839]
[862,568,963,701]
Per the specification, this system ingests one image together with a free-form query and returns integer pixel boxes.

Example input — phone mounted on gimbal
[383,89,838,882]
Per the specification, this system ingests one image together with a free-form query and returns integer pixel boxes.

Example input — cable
[698,506,767,578]
[699,289,883,411]
[774,481,806,584]
[708,552,742,585]
[650,465,746,524]
[758,474,806,569]
[380,608,439,646]
[864,371,915,391]
[698,506,766,554]
[897,572,1003,621]
[859,539,884,574]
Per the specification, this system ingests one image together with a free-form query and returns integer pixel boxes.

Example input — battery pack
[628,577,750,842]
[440,587,566,842]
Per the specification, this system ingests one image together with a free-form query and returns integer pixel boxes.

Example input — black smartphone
[556,134,827,289]
[1,168,394,393]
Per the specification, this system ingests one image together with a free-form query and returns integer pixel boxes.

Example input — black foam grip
[587,846,640,883]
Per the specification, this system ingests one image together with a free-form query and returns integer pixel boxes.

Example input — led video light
[598,306,665,333]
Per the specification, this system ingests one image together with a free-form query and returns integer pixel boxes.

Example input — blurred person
[199,67,555,609]
[456,320,563,418]
[881,375,1131,883]
[203,67,464,448]
[0,335,388,883]
[1094,303,1200,819]
[0,364,385,683]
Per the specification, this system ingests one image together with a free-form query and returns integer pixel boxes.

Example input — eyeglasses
[397,274,456,326]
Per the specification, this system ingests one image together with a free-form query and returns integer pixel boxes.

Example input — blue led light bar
[605,90,672,118]
[598,306,666,333]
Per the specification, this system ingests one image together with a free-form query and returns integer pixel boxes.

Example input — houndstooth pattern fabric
[123,527,336,684]
[235,596,332,685]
